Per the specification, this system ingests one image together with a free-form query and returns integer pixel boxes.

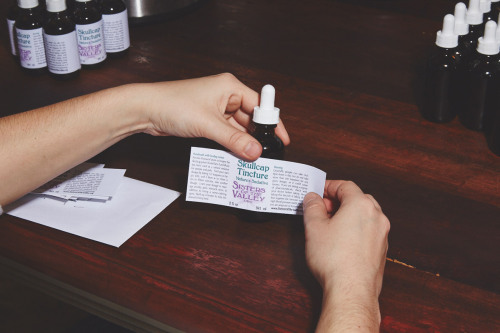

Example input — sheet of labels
[186,147,326,215]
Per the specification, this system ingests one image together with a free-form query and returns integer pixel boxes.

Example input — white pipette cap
[454,3,469,36]
[253,85,280,125]
[477,20,499,54]
[46,0,66,12]
[436,14,458,48]
[17,0,38,9]
[467,0,484,25]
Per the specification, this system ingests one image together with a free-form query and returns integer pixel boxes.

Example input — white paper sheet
[5,177,181,247]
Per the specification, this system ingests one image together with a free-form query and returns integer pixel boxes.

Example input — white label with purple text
[76,20,106,65]
[186,147,326,215]
[16,27,47,69]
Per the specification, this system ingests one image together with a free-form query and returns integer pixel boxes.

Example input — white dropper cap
[253,85,280,125]
[496,13,500,44]
[46,0,67,12]
[480,0,491,13]
[436,14,458,48]
[477,20,499,54]
[467,0,484,25]
[17,0,39,9]
[454,3,469,36]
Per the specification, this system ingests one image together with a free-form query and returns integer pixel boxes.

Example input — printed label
[43,31,81,74]
[16,27,47,69]
[186,147,327,215]
[76,20,106,64]
[7,19,16,56]
[102,10,130,53]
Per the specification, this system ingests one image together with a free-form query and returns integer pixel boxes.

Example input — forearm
[316,278,381,332]
[0,84,149,206]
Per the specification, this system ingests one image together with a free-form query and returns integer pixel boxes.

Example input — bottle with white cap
[15,0,47,74]
[421,14,463,123]
[461,0,484,57]
[480,0,494,24]
[459,20,500,131]
[455,3,471,57]
[73,0,106,67]
[240,84,284,222]
[43,0,81,79]
[251,84,285,159]
[101,0,130,57]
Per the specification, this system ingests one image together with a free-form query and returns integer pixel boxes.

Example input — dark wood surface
[1,0,499,332]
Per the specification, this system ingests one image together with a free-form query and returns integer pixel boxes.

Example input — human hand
[136,73,290,160]
[302,180,390,330]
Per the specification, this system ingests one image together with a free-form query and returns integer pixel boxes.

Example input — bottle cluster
[6,0,130,79]
[422,0,500,156]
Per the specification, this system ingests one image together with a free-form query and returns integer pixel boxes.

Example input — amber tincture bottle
[43,0,81,79]
[460,20,500,131]
[240,84,284,222]
[73,0,106,68]
[422,14,463,123]
[15,0,47,74]
[101,0,130,57]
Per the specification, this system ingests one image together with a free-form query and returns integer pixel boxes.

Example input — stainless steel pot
[124,0,203,22]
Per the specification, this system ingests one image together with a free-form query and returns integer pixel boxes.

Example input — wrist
[318,277,381,332]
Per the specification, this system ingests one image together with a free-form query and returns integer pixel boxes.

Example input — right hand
[302,180,390,297]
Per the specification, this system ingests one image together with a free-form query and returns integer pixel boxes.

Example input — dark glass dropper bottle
[240,84,284,222]
[43,0,81,79]
[421,14,462,123]
[460,0,484,61]
[15,0,47,75]
[460,20,500,131]
[101,0,130,58]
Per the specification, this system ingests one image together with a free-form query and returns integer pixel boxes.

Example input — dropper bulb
[260,84,275,110]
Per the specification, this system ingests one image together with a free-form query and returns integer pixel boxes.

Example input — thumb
[208,120,262,160]
[303,192,328,225]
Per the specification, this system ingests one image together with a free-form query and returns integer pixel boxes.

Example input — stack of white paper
[5,163,181,247]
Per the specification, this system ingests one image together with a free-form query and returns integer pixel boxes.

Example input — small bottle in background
[461,0,484,58]
[421,14,463,123]
[6,0,19,58]
[459,20,500,131]
[101,0,130,57]
[15,0,47,74]
[240,84,284,222]
[73,0,107,68]
[43,0,81,79]
[480,0,494,24]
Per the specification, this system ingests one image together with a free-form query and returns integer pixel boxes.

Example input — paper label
[186,147,326,215]
[43,31,81,74]
[76,20,106,64]
[16,27,47,68]
[102,10,130,53]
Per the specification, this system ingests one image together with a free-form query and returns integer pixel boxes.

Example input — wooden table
[1,0,499,331]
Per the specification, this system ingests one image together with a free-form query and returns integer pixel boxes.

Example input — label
[43,31,81,74]
[102,10,130,53]
[7,19,16,56]
[75,20,106,65]
[16,28,47,69]
[186,147,327,215]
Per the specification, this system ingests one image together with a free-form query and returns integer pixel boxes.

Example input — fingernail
[244,141,261,159]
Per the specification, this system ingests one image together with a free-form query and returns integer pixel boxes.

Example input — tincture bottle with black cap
[421,14,462,123]
[43,0,81,79]
[460,0,484,60]
[73,0,106,68]
[240,84,284,222]
[15,0,47,74]
[460,20,500,131]
[6,0,19,58]
[101,0,130,57]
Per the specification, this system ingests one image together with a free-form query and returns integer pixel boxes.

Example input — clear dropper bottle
[459,20,500,131]
[421,14,462,123]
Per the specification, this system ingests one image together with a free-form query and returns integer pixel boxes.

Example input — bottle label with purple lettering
[75,20,106,64]
[16,27,47,68]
